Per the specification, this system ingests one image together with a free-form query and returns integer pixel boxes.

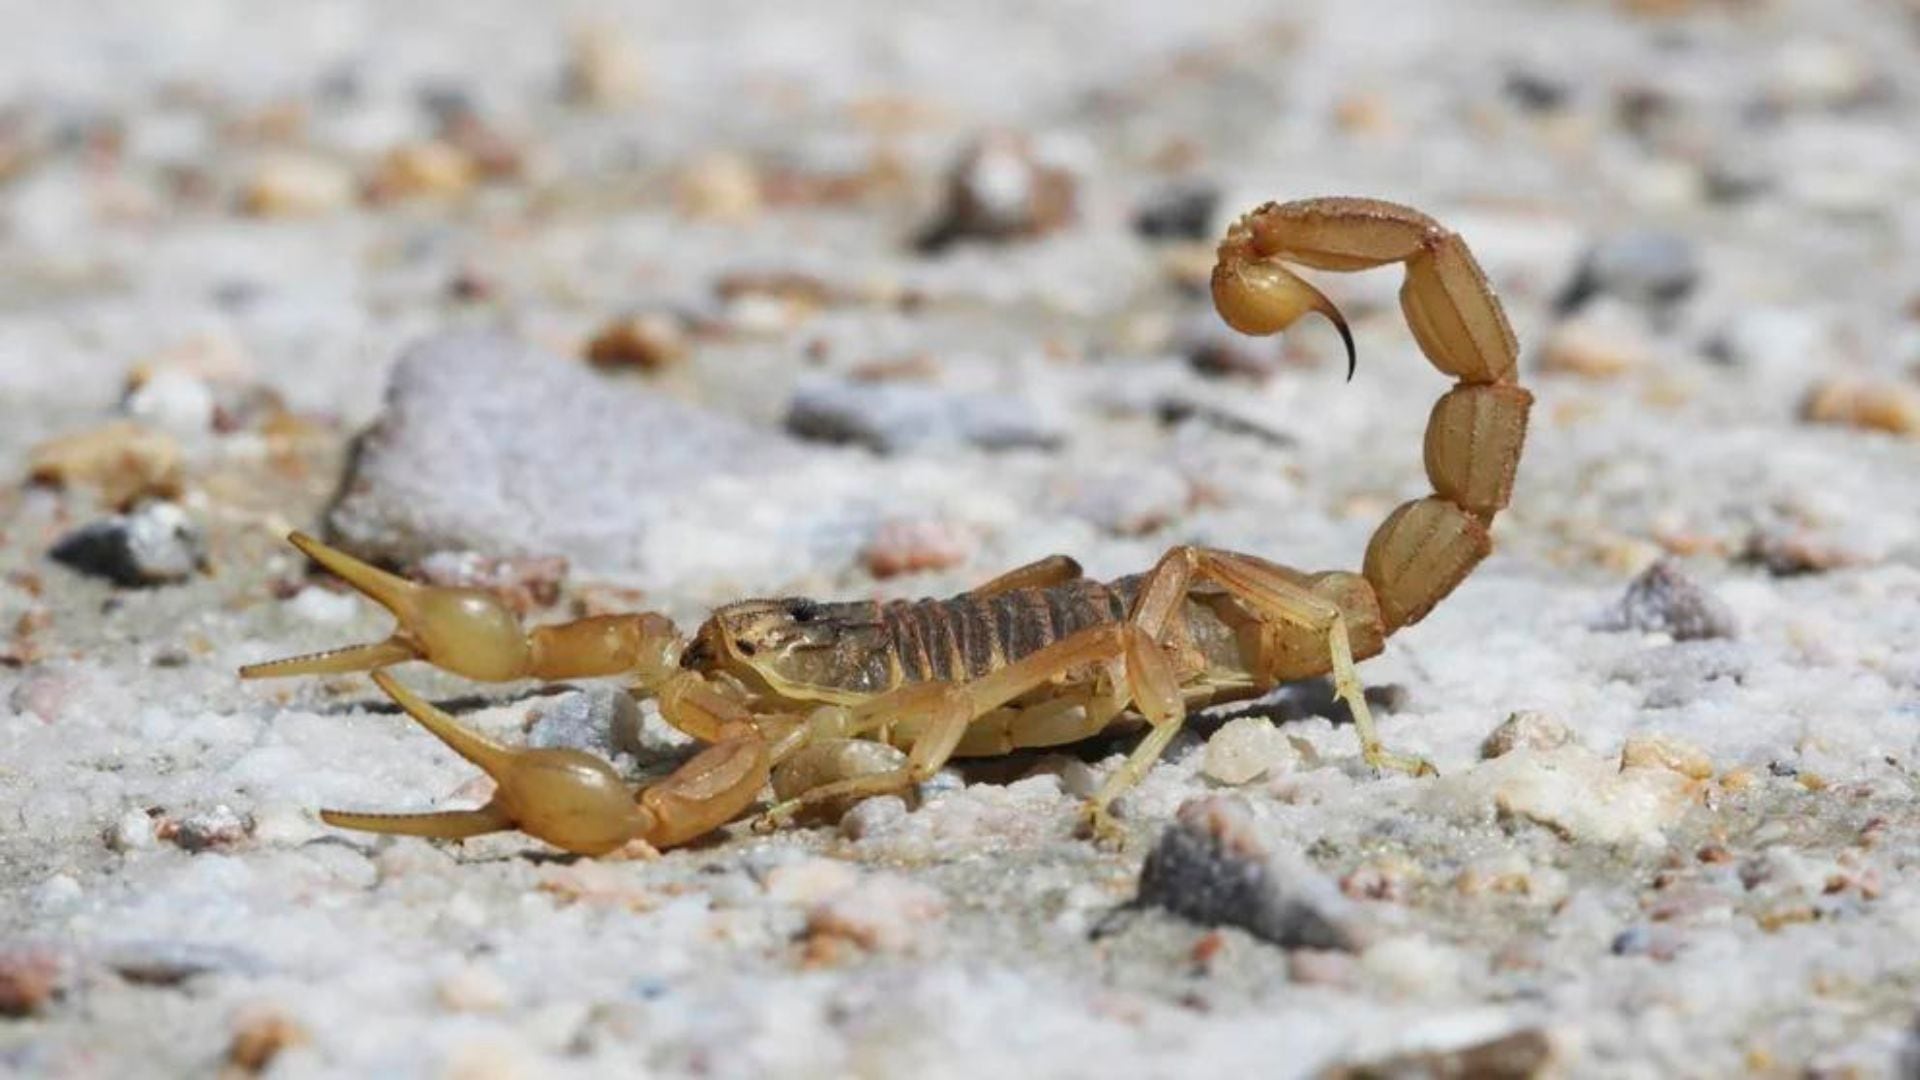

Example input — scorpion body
[243,196,1531,855]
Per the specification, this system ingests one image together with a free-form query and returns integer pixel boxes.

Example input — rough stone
[1135,796,1360,951]
[1595,558,1738,641]
[326,333,867,589]
[49,501,206,587]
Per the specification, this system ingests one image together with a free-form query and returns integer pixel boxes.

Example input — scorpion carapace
[241,196,1531,855]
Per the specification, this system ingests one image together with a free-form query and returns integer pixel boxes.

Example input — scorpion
[240,196,1530,856]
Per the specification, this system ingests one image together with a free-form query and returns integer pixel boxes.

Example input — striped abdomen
[879,577,1143,685]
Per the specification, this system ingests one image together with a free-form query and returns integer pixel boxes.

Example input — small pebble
[1557,230,1699,314]
[1135,796,1359,951]
[49,501,207,587]
[1611,922,1685,960]
[862,518,974,578]
[1539,309,1652,379]
[123,369,216,437]
[763,858,861,905]
[1480,710,1577,759]
[108,941,261,985]
[0,947,64,1017]
[1201,716,1296,786]
[369,140,476,201]
[1324,1029,1554,1080]
[1358,934,1463,997]
[566,26,649,107]
[584,312,691,373]
[226,1005,309,1074]
[1739,528,1861,577]
[1619,733,1714,779]
[1595,558,1737,641]
[915,132,1075,252]
[1131,180,1219,242]
[34,874,80,910]
[437,963,512,1012]
[525,687,639,758]
[1446,743,1696,848]
[1801,377,1920,438]
[805,873,947,953]
[28,421,183,509]
[239,153,354,217]
[159,804,254,852]
[838,795,909,840]
[676,152,763,222]
[105,807,158,852]
[786,376,1063,453]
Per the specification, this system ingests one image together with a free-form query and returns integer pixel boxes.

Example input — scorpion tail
[1213,197,1531,634]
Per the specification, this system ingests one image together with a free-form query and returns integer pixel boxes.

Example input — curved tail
[1212,197,1532,634]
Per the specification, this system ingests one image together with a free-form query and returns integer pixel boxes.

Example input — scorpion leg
[755,621,1180,832]
[322,671,767,855]
[240,532,682,684]
[1132,545,1432,777]
[966,554,1083,599]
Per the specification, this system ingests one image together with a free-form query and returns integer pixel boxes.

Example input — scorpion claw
[326,671,653,856]
[240,532,535,682]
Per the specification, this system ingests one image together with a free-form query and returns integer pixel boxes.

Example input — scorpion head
[683,597,891,699]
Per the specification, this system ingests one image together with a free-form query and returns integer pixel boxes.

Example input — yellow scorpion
[242,197,1530,854]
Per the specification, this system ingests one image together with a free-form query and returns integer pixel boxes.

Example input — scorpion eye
[786,599,822,623]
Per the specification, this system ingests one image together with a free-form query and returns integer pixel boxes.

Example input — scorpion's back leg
[757,620,1179,828]
[1132,545,1432,777]
[966,554,1083,599]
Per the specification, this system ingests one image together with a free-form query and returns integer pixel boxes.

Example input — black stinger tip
[1339,320,1357,382]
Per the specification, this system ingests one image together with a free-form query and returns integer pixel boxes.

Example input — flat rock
[327,334,885,593]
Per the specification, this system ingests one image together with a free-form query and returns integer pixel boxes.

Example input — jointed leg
[240,532,683,684]
[967,554,1083,599]
[1129,545,1432,777]
[320,671,769,855]
[756,619,1182,830]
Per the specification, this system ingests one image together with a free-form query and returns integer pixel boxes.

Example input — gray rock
[1557,230,1699,316]
[1135,795,1359,951]
[326,333,865,588]
[525,687,641,757]
[163,804,254,852]
[48,501,206,587]
[786,376,1064,454]
[1132,180,1219,242]
[1594,559,1738,641]
[914,132,1076,252]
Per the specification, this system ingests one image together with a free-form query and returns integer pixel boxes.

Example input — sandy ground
[4,1,1920,1076]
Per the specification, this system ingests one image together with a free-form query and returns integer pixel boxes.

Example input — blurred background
[2,1,1919,1077]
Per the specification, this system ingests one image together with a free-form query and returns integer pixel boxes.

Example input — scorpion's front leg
[320,672,770,855]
